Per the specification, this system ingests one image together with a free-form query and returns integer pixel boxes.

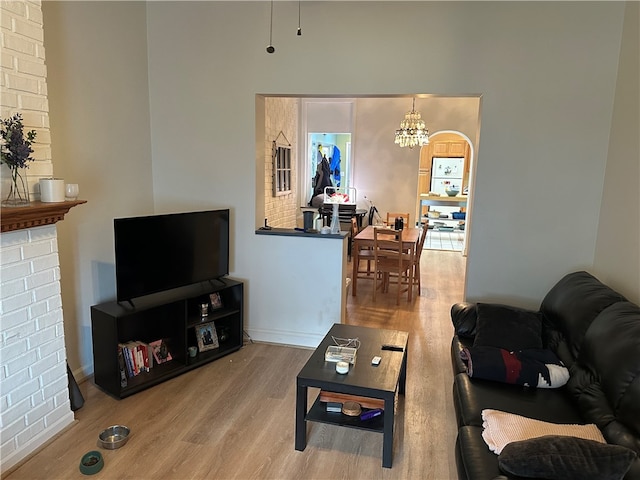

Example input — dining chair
[411,220,429,295]
[386,212,410,228]
[348,217,358,260]
[372,227,414,305]
[386,222,426,298]
[352,217,375,276]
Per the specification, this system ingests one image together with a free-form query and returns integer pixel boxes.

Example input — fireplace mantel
[1,200,87,233]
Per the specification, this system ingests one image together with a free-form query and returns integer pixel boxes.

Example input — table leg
[399,347,407,395]
[352,241,359,296]
[295,384,308,451]
[408,257,413,302]
[382,394,394,468]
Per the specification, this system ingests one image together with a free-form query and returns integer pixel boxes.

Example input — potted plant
[1,113,37,207]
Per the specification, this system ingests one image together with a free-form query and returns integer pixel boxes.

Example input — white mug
[65,184,79,201]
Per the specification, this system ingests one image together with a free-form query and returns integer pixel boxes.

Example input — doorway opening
[307,132,352,205]
[416,131,474,255]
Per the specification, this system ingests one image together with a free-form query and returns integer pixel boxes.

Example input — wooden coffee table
[295,323,409,468]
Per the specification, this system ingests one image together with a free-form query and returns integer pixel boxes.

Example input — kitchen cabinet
[432,140,467,157]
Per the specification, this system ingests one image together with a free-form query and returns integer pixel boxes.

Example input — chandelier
[394,98,429,149]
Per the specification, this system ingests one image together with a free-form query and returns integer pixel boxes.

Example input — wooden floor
[4,250,466,480]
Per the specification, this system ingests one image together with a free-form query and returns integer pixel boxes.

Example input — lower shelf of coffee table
[306,397,385,433]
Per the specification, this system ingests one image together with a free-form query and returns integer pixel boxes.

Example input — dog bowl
[98,425,130,449]
[79,450,104,475]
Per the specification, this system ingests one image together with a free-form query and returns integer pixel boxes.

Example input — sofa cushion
[461,346,569,388]
[540,271,627,361]
[566,301,640,442]
[473,303,543,351]
[498,435,637,480]
[453,373,583,429]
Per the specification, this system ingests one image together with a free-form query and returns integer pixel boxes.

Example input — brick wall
[1,0,54,190]
[0,1,73,473]
[264,97,299,228]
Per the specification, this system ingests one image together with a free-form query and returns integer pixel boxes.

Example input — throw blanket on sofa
[481,409,606,454]
[460,346,570,388]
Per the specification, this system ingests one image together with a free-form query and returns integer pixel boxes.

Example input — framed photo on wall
[195,322,219,352]
[209,292,223,310]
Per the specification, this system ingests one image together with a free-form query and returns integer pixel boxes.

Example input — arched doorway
[416,131,474,255]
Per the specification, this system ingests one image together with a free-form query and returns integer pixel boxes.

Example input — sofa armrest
[452,335,472,375]
[451,302,478,338]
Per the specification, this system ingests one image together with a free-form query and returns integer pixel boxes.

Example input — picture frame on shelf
[209,292,223,310]
[149,339,172,364]
[195,322,219,352]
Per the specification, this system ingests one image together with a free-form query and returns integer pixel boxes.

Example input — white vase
[40,178,65,202]
[330,203,340,234]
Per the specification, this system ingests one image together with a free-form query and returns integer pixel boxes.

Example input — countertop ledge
[255,227,348,239]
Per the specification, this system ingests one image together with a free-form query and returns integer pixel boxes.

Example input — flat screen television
[114,209,229,302]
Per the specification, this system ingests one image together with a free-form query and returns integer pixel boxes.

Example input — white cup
[65,184,79,201]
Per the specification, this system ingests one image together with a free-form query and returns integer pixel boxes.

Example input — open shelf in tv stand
[91,277,243,399]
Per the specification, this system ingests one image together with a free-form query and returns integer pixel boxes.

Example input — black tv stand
[91,277,244,398]
[208,277,226,288]
[116,299,136,309]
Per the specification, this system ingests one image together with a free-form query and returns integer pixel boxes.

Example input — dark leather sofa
[451,271,640,480]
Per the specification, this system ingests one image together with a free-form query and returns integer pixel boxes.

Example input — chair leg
[373,269,378,302]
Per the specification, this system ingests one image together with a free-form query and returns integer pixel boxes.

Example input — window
[272,143,292,196]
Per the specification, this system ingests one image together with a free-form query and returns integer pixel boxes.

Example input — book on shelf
[127,341,140,375]
[118,341,154,378]
[118,342,135,377]
[326,401,342,413]
[117,345,128,387]
[133,341,152,370]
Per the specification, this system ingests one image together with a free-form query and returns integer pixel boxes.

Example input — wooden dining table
[351,225,422,297]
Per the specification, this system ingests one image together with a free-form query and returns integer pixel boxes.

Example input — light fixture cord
[269,0,274,45]
[298,1,302,34]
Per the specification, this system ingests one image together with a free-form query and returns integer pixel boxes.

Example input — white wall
[40,2,638,377]
[593,2,640,303]
[145,1,629,309]
[250,232,348,347]
[42,1,153,374]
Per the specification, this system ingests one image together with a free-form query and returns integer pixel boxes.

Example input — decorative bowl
[98,425,130,449]
[446,189,460,197]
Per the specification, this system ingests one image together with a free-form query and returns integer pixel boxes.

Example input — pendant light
[394,98,429,149]
[297,0,302,35]
[266,0,275,53]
